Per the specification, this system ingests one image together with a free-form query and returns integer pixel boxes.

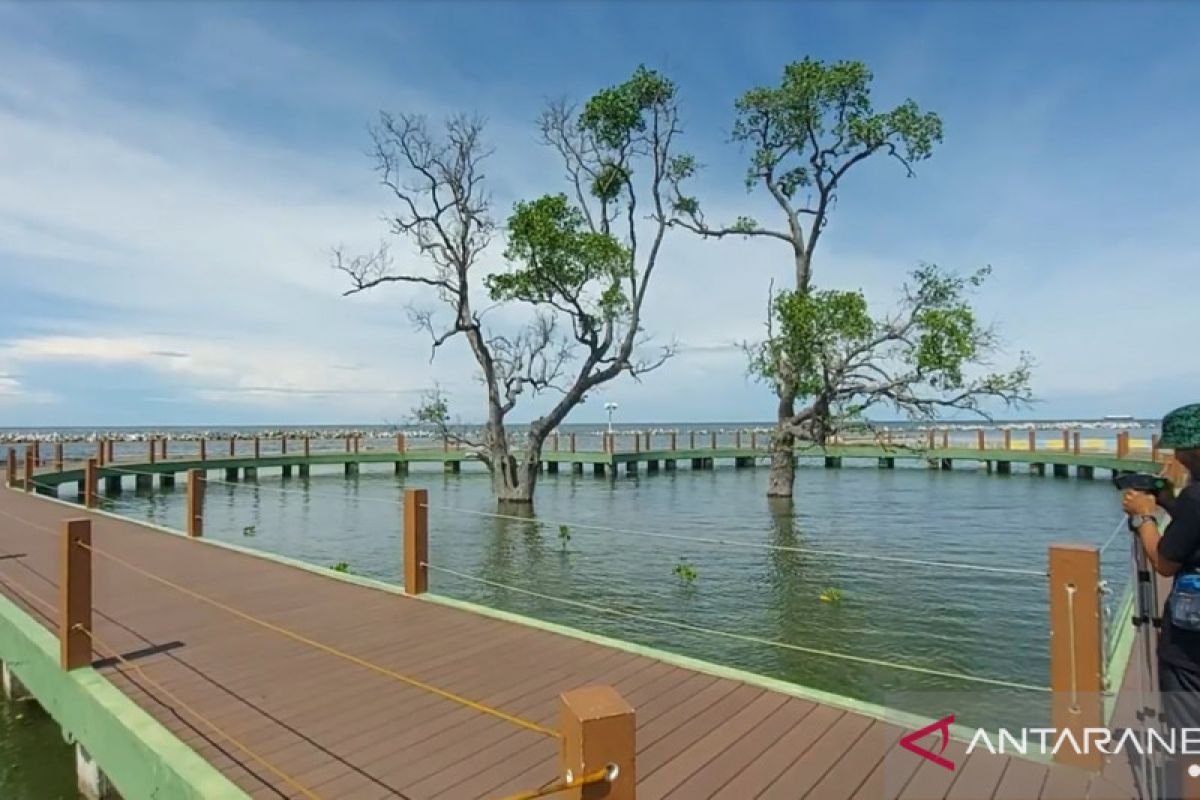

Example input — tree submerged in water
[337,66,691,506]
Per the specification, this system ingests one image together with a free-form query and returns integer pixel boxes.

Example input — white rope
[1098,516,1129,555]
[422,562,1050,693]
[100,466,405,508]
[424,504,1047,578]
[1065,584,1080,712]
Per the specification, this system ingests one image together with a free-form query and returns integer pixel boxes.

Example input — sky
[1,0,1197,427]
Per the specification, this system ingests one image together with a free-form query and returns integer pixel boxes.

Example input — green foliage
[557,524,571,551]
[242,525,256,537]
[412,393,449,428]
[673,558,698,585]
[330,561,351,573]
[819,587,843,604]
[492,194,630,318]
[579,65,676,150]
[733,57,943,193]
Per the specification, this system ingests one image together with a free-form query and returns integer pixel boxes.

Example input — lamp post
[604,401,619,435]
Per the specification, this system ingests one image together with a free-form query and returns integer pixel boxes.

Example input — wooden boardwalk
[0,485,1148,799]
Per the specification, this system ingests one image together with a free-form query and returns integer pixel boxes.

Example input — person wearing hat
[1123,403,1200,798]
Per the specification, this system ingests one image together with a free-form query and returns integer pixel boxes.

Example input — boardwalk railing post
[643,431,650,451]
[941,429,949,449]
[54,442,64,472]
[1152,434,1161,463]
[689,431,695,450]
[1028,429,1037,452]
[560,685,636,800]
[927,429,935,449]
[570,433,577,453]
[254,436,261,459]
[552,432,560,451]
[281,436,288,455]
[160,437,167,460]
[633,432,640,454]
[5,448,15,488]
[1073,432,1081,456]
[106,439,114,464]
[32,440,41,468]
[1116,431,1129,459]
[96,440,105,467]
[307,436,314,457]
[187,469,205,538]
[148,438,156,464]
[199,438,207,461]
[404,488,428,595]
[23,446,33,492]
[229,435,236,457]
[85,458,98,509]
[1004,429,1012,450]
[354,435,361,454]
[710,431,717,449]
[1048,543,1103,771]
[59,519,92,671]
[735,430,742,449]
[977,429,985,450]
[1062,429,1070,452]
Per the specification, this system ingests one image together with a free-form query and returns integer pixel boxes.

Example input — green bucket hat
[1160,403,1200,450]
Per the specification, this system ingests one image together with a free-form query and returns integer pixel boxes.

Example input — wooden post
[199,439,207,461]
[306,436,313,457]
[254,436,261,459]
[5,448,15,488]
[570,433,577,453]
[927,429,935,449]
[1152,434,1161,463]
[32,440,40,468]
[1004,429,1012,450]
[59,519,92,670]
[160,437,167,460]
[669,432,677,451]
[1048,543,1103,771]
[229,436,236,457]
[96,440,105,467]
[1028,429,1037,452]
[689,431,695,450]
[1116,431,1128,459]
[941,429,949,449]
[710,431,717,449]
[735,430,742,449]
[52,442,63,472]
[84,458,97,509]
[186,469,204,538]
[633,432,640,453]
[751,431,758,450]
[345,437,351,453]
[552,432,560,452]
[643,431,651,451]
[148,438,156,464]
[23,446,33,492]
[1062,429,1070,452]
[281,436,288,455]
[404,488,428,595]
[559,685,636,800]
[105,440,114,464]
[977,429,985,450]
[354,436,360,454]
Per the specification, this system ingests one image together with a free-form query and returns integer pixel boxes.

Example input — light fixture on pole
[604,401,619,435]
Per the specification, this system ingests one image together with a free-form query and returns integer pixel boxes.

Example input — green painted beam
[0,594,246,799]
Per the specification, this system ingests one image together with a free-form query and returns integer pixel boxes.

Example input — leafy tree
[669,58,1029,497]
[337,66,687,505]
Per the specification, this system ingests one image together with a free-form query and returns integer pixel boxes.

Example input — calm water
[3,456,1137,795]
[0,691,75,798]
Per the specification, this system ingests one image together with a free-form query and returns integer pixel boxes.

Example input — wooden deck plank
[757,710,874,799]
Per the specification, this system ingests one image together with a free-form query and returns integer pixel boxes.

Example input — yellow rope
[77,541,560,739]
[76,625,324,800]
[497,766,615,800]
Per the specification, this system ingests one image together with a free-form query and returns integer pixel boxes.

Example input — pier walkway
[0,478,1154,799]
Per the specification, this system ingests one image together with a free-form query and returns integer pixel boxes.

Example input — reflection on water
[0,689,75,799]
[85,458,1130,731]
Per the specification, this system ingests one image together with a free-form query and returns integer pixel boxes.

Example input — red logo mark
[900,715,955,771]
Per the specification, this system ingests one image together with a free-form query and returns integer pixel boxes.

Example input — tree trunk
[766,394,796,498]
[483,423,540,506]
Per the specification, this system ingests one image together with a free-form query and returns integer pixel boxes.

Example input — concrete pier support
[647,460,659,473]
[824,457,842,469]
[345,462,359,477]
[104,476,122,495]
[224,468,238,482]
[997,461,1012,475]
[299,464,311,478]
[691,458,703,469]
[625,461,638,476]
[1078,465,1094,479]
[593,463,606,477]
[571,462,583,475]
[281,465,292,478]
[1053,463,1069,478]
[735,457,753,468]
[2,660,31,702]
[243,466,257,480]
[665,459,677,471]
[134,473,153,491]
[393,461,408,476]
[159,473,175,489]
[940,459,953,471]
[1031,463,1046,476]
[547,461,559,475]
[76,744,118,800]
[443,461,460,474]
[878,457,895,469]
[986,460,994,474]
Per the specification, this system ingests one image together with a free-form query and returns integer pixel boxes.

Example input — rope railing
[499,764,617,800]
[73,539,559,739]
[422,561,1050,693]
[424,503,1048,578]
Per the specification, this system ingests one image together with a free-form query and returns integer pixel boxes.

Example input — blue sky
[1,1,1197,427]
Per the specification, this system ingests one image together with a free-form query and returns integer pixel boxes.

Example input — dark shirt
[1158,482,1200,671]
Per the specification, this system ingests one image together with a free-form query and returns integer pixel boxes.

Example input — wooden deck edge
[0,591,247,800]
[1104,585,1137,725]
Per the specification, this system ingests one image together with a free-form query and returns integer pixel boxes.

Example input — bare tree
[336,67,687,505]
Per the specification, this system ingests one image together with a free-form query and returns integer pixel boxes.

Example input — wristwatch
[1130,514,1158,530]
